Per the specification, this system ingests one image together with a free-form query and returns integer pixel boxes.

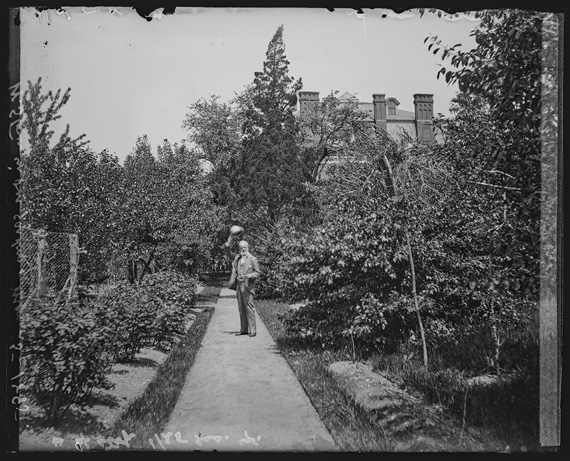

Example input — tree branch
[467,180,521,191]
[484,169,516,179]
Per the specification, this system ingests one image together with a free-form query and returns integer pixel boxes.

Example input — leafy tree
[297,91,371,182]
[275,119,456,362]
[182,95,242,168]
[425,9,544,290]
[422,9,548,373]
[120,135,162,281]
[118,136,224,281]
[19,79,124,283]
[182,95,242,217]
[19,78,88,231]
[427,10,542,175]
[154,140,225,275]
[84,149,126,281]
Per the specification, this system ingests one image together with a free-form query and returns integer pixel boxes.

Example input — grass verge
[256,299,393,451]
[103,304,215,450]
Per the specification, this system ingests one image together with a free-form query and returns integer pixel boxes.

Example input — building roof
[297,92,419,121]
[357,102,374,118]
[337,92,359,102]
[387,108,415,121]
[352,102,415,121]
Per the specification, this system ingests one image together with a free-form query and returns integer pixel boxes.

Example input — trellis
[19,227,79,308]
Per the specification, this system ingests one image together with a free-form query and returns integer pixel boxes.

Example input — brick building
[298,91,436,145]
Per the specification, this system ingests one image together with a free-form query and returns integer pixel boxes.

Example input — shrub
[100,270,197,362]
[98,281,154,362]
[20,295,115,425]
[279,299,354,349]
[140,271,197,351]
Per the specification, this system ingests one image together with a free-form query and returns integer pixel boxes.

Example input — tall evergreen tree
[249,25,302,132]
[234,25,310,226]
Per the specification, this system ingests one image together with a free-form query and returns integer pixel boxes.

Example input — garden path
[163,286,338,452]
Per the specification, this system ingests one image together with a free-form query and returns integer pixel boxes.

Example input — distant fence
[205,252,230,276]
[19,227,79,308]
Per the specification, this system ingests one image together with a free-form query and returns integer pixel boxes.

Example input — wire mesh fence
[19,227,79,308]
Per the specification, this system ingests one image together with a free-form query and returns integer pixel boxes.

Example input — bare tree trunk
[488,298,501,376]
[406,230,428,368]
[381,153,396,196]
[138,251,155,283]
[377,147,428,368]
[127,260,133,284]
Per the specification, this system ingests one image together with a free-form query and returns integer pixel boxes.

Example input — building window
[387,98,399,116]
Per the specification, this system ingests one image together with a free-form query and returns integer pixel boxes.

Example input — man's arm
[223,237,237,261]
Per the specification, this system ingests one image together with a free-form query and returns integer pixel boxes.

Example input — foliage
[139,270,198,351]
[231,25,310,226]
[20,295,115,425]
[20,79,224,284]
[181,26,316,266]
[118,134,163,274]
[297,91,372,181]
[20,77,84,153]
[115,137,225,280]
[419,9,545,376]
[98,281,154,362]
[273,101,538,374]
[20,79,125,283]
[182,95,242,217]
[182,94,243,167]
[248,25,303,134]
[276,185,417,351]
[425,9,544,294]
[154,140,225,274]
[427,10,542,149]
[99,271,197,362]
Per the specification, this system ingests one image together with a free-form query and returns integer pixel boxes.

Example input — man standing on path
[224,237,260,337]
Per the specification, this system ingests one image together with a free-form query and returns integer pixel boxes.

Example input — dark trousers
[236,282,256,334]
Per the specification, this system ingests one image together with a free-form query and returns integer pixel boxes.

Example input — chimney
[298,91,319,115]
[413,94,434,145]
[372,94,387,132]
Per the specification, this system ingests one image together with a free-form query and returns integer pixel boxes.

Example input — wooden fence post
[68,234,79,299]
[36,231,47,296]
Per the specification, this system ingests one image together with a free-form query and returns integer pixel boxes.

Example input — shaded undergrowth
[257,298,540,452]
[370,349,540,451]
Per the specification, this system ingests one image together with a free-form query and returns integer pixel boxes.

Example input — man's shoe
[249,333,256,337]
[235,332,248,336]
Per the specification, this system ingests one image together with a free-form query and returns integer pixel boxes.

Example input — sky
[20,7,480,163]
